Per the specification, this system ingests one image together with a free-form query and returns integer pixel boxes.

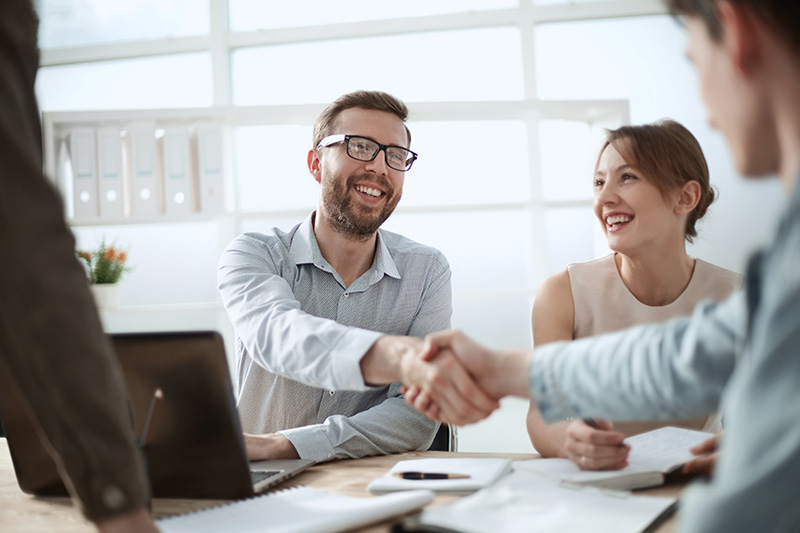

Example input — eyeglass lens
[346,136,415,171]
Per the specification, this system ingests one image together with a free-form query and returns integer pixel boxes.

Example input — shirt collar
[290,212,322,267]
[290,212,401,283]
[373,230,401,281]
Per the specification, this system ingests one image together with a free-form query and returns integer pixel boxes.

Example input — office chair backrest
[427,423,456,452]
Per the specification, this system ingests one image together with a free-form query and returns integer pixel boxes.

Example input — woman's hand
[682,433,722,477]
[564,419,630,470]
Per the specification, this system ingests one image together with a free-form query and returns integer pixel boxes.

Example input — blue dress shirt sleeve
[529,290,746,424]
[218,234,380,391]
[679,204,800,532]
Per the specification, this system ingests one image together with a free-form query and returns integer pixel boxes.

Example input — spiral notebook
[156,486,434,533]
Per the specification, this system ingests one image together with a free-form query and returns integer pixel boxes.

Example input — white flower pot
[90,283,120,309]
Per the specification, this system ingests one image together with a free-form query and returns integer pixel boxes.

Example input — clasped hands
[400,330,721,476]
[400,330,531,426]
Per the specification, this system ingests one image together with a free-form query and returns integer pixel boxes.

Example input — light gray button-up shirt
[218,213,451,462]
[529,172,800,532]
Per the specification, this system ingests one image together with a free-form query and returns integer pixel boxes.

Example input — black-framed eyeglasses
[317,134,418,172]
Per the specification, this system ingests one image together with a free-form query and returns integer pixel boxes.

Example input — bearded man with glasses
[218,90,496,463]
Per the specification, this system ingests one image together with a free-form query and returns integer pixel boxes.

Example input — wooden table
[0,439,683,532]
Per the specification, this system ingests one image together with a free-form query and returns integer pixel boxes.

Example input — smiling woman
[525,119,743,470]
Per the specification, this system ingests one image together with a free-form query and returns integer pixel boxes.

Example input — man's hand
[243,433,300,461]
[96,508,160,533]
[564,419,629,471]
[682,433,722,476]
[404,330,532,425]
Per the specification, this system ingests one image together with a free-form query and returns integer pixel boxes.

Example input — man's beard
[321,172,401,240]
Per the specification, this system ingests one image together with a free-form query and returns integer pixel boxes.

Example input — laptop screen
[113,331,255,498]
[4,331,257,499]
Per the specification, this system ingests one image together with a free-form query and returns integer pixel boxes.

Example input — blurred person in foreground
[0,1,158,531]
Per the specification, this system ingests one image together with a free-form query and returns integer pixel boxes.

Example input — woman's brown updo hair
[598,119,715,243]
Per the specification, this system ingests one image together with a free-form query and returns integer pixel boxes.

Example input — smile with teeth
[605,214,633,227]
[355,185,383,198]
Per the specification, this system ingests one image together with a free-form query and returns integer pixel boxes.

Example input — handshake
[362,330,533,426]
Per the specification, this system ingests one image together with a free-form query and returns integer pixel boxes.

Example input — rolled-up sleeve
[281,384,438,461]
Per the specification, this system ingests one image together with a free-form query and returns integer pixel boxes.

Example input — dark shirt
[0,0,148,521]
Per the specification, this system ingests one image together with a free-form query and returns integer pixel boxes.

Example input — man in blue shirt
[219,91,496,462]
[407,1,800,531]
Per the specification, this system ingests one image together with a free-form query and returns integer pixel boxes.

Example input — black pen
[139,388,163,447]
[393,472,470,480]
[583,418,602,430]
[583,418,629,450]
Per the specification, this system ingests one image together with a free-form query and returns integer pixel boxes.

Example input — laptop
[2,330,313,499]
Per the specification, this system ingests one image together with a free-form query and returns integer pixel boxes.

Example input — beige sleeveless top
[567,253,742,436]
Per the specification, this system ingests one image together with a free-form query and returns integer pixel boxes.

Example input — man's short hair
[665,0,800,52]
[312,90,412,148]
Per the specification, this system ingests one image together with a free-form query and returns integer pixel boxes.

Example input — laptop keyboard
[250,470,281,485]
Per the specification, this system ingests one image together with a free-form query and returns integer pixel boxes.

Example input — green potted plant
[77,241,130,308]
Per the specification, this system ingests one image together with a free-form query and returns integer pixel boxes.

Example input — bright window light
[539,120,607,202]
[73,222,221,306]
[234,126,319,213]
[228,0,515,31]
[383,210,534,295]
[532,0,607,5]
[36,53,213,111]
[36,0,209,48]
[534,15,689,112]
[232,27,524,105]
[544,207,607,276]
[403,121,530,207]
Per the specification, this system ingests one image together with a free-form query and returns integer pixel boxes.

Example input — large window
[35,0,782,453]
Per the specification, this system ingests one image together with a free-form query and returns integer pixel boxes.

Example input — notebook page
[157,486,434,533]
[418,470,675,533]
[626,427,714,473]
[368,457,513,494]
[515,457,658,478]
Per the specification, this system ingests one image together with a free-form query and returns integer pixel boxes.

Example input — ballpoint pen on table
[393,472,471,480]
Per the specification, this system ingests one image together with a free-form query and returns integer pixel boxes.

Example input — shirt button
[101,486,127,510]
[329,390,335,396]
[343,293,349,298]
